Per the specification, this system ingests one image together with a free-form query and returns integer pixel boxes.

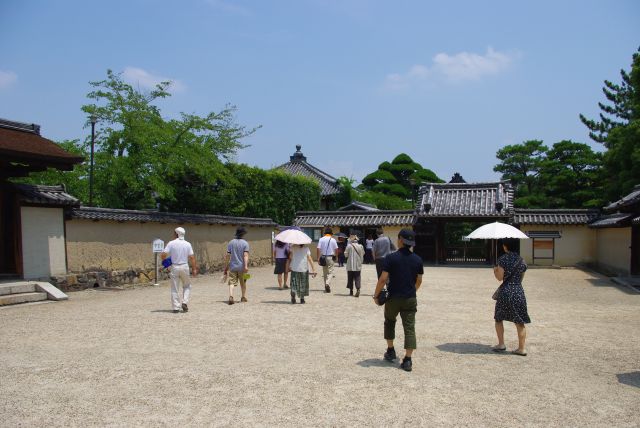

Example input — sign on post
[152,239,164,286]
[152,239,165,253]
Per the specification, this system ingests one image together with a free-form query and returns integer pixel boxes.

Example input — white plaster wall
[519,225,596,266]
[21,206,67,279]
[596,228,631,275]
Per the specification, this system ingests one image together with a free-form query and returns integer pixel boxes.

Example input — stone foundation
[51,257,272,291]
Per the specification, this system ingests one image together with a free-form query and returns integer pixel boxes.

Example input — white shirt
[163,238,194,265]
[290,246,311,272]
[317,235,338,256]
[365,239,374,250]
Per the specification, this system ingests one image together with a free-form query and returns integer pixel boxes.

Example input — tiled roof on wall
[416,181,513,218]
[337,201,379,211]
[15,183,80,207]
[604,184,640,212]
[71,207,277,227]
[588,213,633,229]
[276,145,340,196]
[513,209,600,225]
[294,210,415,227]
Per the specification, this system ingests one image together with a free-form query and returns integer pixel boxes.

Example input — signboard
[152,239,165,253]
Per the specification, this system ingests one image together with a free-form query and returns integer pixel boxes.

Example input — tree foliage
[580,47,640,200]
[494,140,603,208]
[361,153,442,201]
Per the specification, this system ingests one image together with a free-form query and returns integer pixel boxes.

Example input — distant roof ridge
[422,180,512,187]
[514,208,600,212]
[75,206,277,223]
[297,209,415,215]
[0,118,41,135]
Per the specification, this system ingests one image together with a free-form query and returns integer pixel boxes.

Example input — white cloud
[0,70,17,89]
[122,67,186,93]
[385,47,520,90]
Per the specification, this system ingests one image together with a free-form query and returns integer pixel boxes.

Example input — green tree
[82,70,257,209]
[14,139,89,200]
[493,140,548,207]
[580,47,640,200]
[538,140,604,208]
[361,153,442,200]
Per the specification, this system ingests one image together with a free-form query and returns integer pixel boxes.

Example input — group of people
[161,225,531,372]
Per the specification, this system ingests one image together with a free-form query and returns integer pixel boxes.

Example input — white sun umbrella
[466,221,529,264]
[274,228,312,245]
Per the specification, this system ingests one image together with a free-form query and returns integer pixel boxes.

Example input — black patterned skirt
[494,282,531,324]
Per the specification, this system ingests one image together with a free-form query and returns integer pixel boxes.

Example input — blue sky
[1,0,638,183]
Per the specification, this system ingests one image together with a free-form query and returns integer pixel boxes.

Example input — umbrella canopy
[466,222,529,240]
[274,229,312,245]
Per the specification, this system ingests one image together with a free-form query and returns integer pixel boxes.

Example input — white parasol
[466,221,529,264]
[274,229,312,245]
[466,222,529,240]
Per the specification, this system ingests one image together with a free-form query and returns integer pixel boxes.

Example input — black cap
[235,226,247,237]
[398,228,416,247]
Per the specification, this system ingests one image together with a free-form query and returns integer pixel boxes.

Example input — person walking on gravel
[224,227,250,305]
[372,228,396,279]
[373,228,423,372]
[316,227,338,293]
[287,244,317,304]
[344,234,365,297]
[161,227,198,313]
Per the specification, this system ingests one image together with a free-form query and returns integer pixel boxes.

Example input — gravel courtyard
[1,265,639,427]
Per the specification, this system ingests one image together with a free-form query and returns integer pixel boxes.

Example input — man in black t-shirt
[373,228,423,372]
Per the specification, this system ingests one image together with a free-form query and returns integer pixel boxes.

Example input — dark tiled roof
[294,210,414,227]
[337,201,379,211]
[15,183,80,207]
[634,216,640,225]
[276,146,340,196]
[71,207,277,227]
[588,213,633,229]
[604,184,640,212]
[513,209,600,225]
[416,181,513,218]
[0,118,84,169]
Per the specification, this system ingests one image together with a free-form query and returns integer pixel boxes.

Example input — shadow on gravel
[357,358,395,368]
[261,300,294,305]
[617,371,640,388]
[264,287,283,290]
[436,343,496,355]
[150,309,179,313]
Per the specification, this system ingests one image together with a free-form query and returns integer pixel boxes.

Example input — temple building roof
[276,145,340,196]
[416,181,513,218]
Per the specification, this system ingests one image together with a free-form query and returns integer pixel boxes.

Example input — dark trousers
[375,258,385,278]
[384,297,417,350]
[346,271,361,290]
[364,249,373,264]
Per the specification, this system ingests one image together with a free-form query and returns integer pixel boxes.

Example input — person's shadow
[150,309,179,313]
[356,358,396,368]
[617,371,640,388]
[436,343,495,355]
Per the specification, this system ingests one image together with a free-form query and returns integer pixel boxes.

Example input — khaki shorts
[228,271,246,287]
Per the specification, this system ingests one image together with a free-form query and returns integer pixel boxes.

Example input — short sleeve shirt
[227,238,250,272]
[373,235,396,259]
[317,236,338,256]
[273,243,290,259]
[163,238,194,265]
[382,247,424,298]
[290,246,311,272]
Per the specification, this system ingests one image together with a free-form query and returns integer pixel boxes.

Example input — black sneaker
[384,348,397,361]
[181,303,188,312]
[291,292,296,304]
[300,297,305,304]
[325,285,331,293]
[400,358,413,372]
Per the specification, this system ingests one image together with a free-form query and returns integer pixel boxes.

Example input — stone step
[0,282,37,296]
[0,292,48,306]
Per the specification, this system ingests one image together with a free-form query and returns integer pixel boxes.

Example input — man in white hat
[161,227,198,313]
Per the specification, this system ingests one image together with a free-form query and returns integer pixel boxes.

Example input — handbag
[161,257,172,269]
[376,287,389,306]
[319,255,327,266]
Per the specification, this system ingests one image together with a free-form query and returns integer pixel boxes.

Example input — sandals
[511,350,527,356]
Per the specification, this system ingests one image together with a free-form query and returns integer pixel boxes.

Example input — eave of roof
[0,123,84,167]
[588,213,633,229]
[276,160,340,196]
[70,207,277,227]
[603,184,640,212]
[416,181,513,218]
[14,183,80,208]
[513,208,600,225]
[294,210,415,227]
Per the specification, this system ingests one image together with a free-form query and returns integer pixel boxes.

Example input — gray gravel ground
[1,265,639,427]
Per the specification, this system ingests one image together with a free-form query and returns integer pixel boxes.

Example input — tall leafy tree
[82,70,257,209]
[493,140,548,207]
[539,140,603,208]
[580,47,640,200]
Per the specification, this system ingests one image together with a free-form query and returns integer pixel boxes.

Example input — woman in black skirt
[492,238,530,356]
[273,240,290,289]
